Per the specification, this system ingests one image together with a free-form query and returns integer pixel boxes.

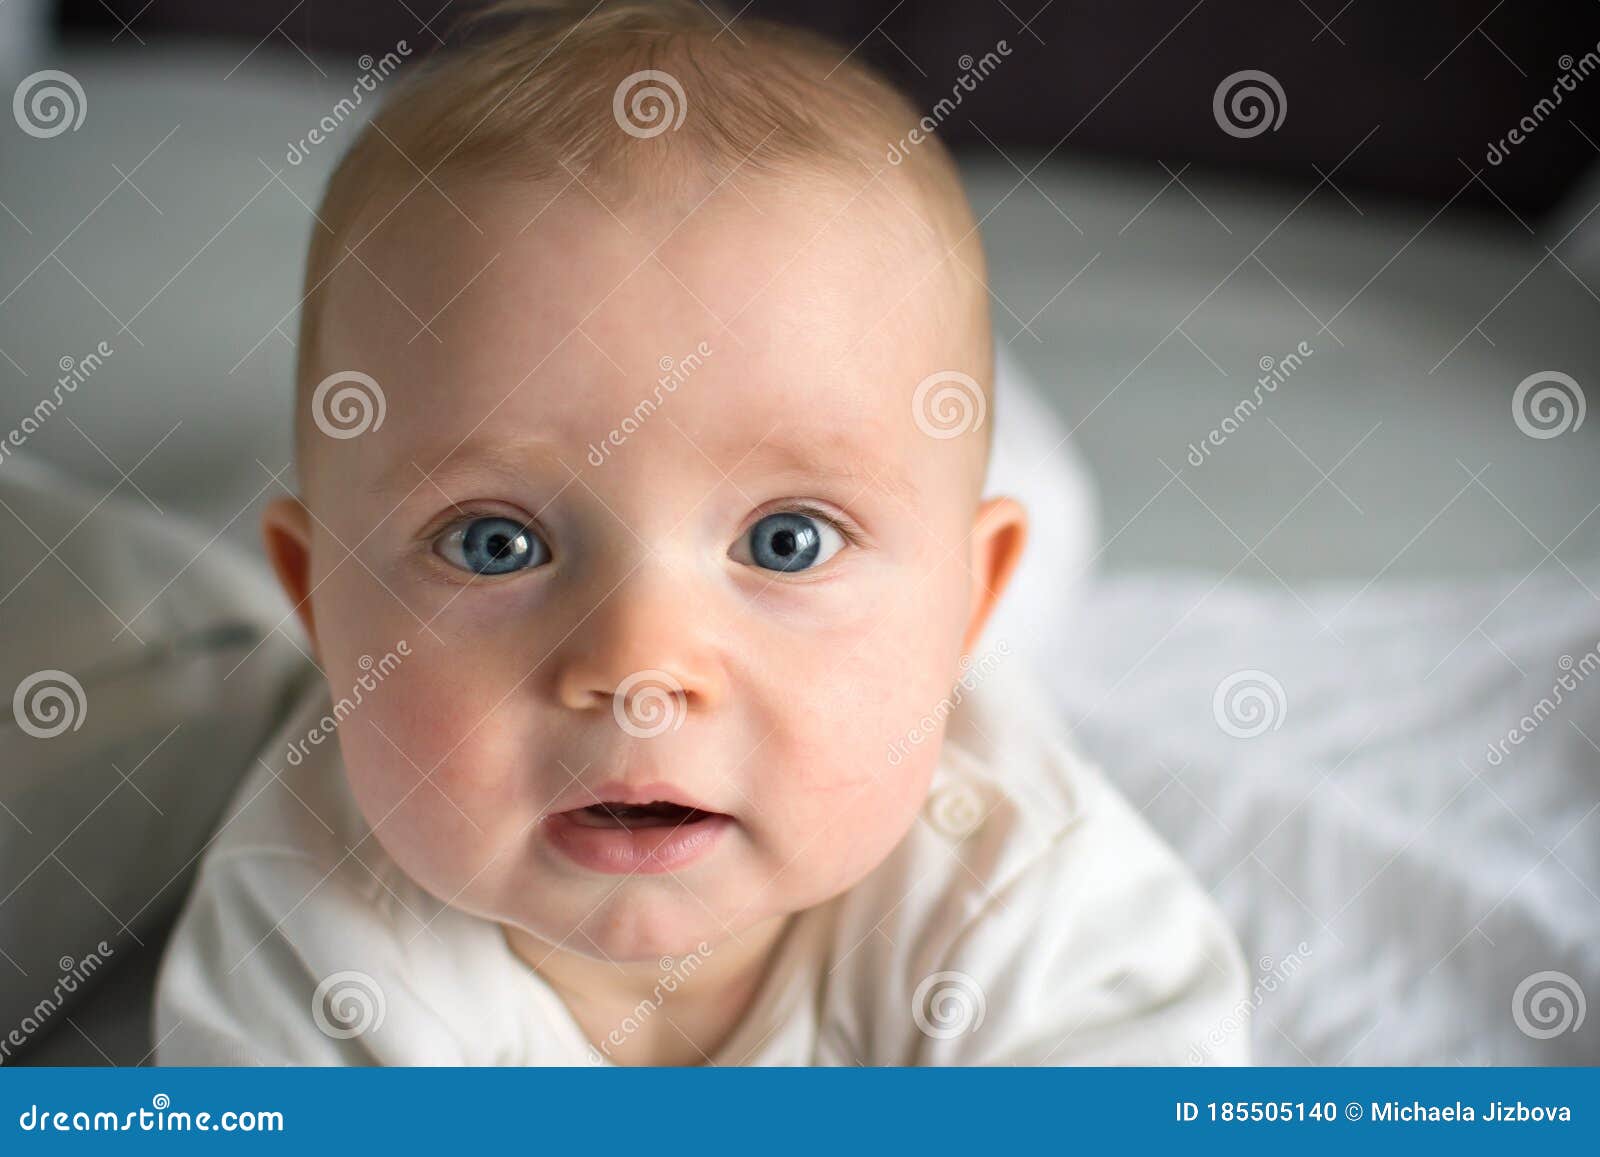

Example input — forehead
[310,172,981,486]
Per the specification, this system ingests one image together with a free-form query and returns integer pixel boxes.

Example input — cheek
[762,722,939,901]
[350,665,531,801]
[327,652,536,893]
[748,575,968,889]
[793,561,972,756]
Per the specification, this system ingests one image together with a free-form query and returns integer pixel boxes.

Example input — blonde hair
[295,0,987,462]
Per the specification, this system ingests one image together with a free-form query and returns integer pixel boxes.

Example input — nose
[551,570,728,726]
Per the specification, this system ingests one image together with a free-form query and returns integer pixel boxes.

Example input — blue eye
[733,511,846,573]
[435,516,549,575]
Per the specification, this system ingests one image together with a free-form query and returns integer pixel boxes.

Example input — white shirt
[154,657,1251,1065]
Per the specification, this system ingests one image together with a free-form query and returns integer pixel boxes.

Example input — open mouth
[543,781,733,874]
[568,800,718,830]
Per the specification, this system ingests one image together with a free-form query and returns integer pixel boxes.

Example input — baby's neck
[502,914,793,1066]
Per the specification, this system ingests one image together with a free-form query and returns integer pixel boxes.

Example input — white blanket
[1012,565,1600,1064]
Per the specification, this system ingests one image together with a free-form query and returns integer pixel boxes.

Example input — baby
[155,0,1249,1065]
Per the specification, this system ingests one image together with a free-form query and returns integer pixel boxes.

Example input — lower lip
[544,812,732,875]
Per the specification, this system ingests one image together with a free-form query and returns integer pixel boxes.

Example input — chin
[581,929,709,965]
[569,898,732,963]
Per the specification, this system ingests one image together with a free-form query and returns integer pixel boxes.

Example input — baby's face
[276,173,1010,961]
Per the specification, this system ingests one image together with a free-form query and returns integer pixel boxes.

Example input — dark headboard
[60,0,1600,216]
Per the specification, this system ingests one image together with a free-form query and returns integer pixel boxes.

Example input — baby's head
[263,0,1027,963]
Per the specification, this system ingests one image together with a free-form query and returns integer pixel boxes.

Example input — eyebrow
[367,431,918,506]
[734,436,918,506]
[366,437,569,498]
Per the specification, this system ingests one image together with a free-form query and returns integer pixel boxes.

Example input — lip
[544,811,731,874]
[542,779,733,875]
[546,779,722,817]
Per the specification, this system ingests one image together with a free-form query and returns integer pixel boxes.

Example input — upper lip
[547,779,726,817]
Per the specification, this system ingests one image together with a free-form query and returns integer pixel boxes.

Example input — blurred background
[1,1,1597,1068]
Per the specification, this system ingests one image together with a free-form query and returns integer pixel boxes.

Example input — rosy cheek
[338,673,500,810]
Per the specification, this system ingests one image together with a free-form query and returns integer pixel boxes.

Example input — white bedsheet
[1005,564,1600,1064]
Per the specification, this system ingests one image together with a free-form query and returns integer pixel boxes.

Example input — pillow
[978,344,1100,665]
[0,454,309,1059]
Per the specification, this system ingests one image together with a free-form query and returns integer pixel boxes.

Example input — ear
[261,494,319,659]
[961,495,1028,655]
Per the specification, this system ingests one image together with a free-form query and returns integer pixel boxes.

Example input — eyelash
[423,505,540,547]
[745,500,862,550]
